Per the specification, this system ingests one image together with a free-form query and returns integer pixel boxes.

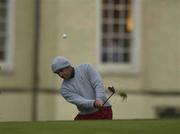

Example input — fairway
[0,119,180,134]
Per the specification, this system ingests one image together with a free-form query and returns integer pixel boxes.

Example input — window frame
[96,0,141,75]
[0,0,15,73]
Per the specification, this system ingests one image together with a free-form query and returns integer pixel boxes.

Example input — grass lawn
[0,119,180,134]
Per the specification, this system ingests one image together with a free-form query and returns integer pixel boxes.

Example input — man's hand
[94,100,103,108]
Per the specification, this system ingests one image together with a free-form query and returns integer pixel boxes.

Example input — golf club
[103,86,128,106]
[103,86,115,106]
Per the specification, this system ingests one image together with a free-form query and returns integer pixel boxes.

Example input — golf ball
[62,33,67,39]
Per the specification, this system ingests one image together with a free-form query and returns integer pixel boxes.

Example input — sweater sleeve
[60,87,95,109]
[86,64,105,100]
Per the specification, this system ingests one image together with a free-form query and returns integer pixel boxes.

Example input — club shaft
[103,92,114,106]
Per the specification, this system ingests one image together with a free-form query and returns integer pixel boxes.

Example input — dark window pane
[119,10,126,18]
[0,8,7,16]
[118,24,126,32]
[114,0,120,4]
[0,0,7,2]
[0,37,5,45]
[113,24,119,33]
[102,38,108,62]
[125,0,130,5]
[125,9,128,18]
[124,39,130,49]
[119,0,127,4]
[103,0,109,4]
[102,24,108,33]
[102,52,108,62]
[0,0,7,62]
[113,10,120,18]
[112,38,119,45]
[103,9,109,18]
[123,52,130,62]
[0,50,5,60]
[112,52,119,62]
[0,22,6,31]
[102,38,108,44]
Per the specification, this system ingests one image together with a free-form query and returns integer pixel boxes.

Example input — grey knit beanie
[51,56,70,73]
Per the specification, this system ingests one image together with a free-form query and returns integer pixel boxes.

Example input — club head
[108,86,115,93]
[118,91,127,101]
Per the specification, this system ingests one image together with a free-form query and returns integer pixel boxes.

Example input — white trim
[96,0,141,75]
[0,0,15,73]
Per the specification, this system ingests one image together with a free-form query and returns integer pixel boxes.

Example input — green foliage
[117,91,127,101]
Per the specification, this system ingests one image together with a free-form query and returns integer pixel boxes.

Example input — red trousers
[74,107,112,120]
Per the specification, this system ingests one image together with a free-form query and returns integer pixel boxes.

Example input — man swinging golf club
[51,56,113,120]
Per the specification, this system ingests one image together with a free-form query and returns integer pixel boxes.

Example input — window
[97,0,141,74]
[0,0,15,72]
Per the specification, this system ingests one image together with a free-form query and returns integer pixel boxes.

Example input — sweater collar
[69,67,75,79]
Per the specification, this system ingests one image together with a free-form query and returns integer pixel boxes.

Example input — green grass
[0,119,180,134]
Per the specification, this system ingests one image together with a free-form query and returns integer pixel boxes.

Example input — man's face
[55,66,72,80]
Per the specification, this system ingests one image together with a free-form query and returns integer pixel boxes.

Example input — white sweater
[60,64,111,115]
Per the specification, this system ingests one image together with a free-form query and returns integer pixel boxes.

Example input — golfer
[51,56,112,120]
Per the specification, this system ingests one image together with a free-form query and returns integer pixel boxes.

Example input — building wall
[141,0,180,119]
[0,0,35,121]
[142,0,180,90]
